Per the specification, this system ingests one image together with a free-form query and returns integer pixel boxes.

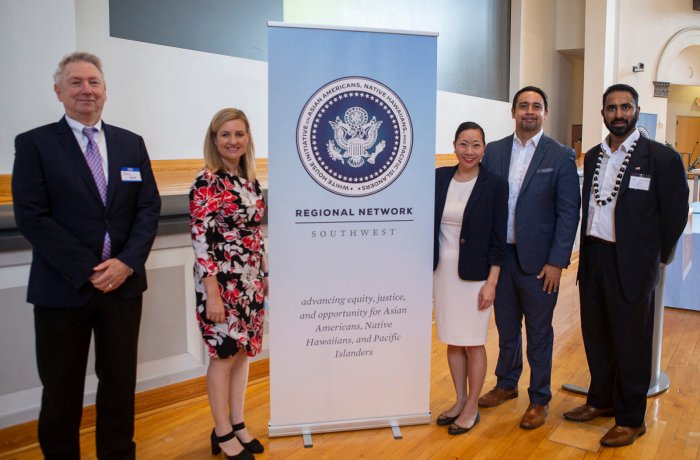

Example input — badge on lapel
[120,167,142,182]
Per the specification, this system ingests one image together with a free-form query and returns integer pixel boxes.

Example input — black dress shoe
[448,412,480,435]
[232,422,264,454]
[436,414,459,426]
[563,404,614,422]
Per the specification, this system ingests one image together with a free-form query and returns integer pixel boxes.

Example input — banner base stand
[647,371,670,397]
[269,412,431,438]
[561,383,589,395]
[562,371,670,398]
[302,433,313,448]
[296,422,406,448]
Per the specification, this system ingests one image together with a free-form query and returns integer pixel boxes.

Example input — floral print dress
[189,169,266,358]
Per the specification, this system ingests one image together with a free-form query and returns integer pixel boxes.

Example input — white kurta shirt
[586,129,640,242]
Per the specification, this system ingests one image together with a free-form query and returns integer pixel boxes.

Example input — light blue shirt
[65,115,109,183]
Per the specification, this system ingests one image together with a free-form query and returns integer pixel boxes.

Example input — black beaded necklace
[591,140,635,206]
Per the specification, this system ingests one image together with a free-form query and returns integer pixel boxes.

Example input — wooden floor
[4,260,700,459]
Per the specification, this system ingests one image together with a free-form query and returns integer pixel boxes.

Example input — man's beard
[605,112,639,137]
[519,118,539,132]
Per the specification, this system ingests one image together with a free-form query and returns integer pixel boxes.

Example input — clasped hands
[90,258,133,293]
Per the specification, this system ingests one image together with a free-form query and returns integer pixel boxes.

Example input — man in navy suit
[564,84,688,447]
[12,52,160,459]
[477,86,581,429]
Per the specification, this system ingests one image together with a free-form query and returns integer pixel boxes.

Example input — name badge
[629,174,650,191]
[121,167,142,182]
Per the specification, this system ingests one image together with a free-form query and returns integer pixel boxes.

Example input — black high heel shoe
[210,428,254,459]
[232,422,264,454]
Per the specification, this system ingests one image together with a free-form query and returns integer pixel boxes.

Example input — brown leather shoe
[600,423,646,447]
[563,404,614,422]
[520,403,549,429]
[478,387,518,407]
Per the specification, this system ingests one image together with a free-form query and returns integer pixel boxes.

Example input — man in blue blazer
[564,84,688,447]
[477,86,581,429]
[12,52,161,459]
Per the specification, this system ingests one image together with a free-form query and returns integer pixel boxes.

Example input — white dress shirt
[507,129,544,244]
[65,115,109,182]
[586,129,640,242]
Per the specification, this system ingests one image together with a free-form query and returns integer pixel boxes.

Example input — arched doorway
[654,27,700,169]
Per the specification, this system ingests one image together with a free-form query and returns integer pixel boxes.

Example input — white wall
[0,0,76,173]
[514,0,581,144]
[0,0,514,174]
[580,0,700,150]
[555,0,585,52]
[556,0,585,149]
[568,56,585,129]
[615,0,700,143]
[581,0,617,152]
[0,0,268,174]
[74,0,269,166]
[435,92,514,152]
[4,0,697,173]
[669,45,700,86]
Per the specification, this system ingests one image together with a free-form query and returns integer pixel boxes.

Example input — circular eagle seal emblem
[297,76,413,197]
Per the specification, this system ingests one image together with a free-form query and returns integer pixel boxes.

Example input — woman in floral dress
[190,108,267,460]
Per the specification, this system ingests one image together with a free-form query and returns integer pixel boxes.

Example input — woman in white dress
[433,122,508,434]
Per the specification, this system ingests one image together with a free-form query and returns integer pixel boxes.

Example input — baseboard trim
[0,357,269,456]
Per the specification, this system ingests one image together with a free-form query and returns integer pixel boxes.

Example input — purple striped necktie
[82,127,111,260]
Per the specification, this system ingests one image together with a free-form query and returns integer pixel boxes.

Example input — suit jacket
[481,134,581,274]
[433,166,508,280]
[578,135,689,303]
[12,117,161,307]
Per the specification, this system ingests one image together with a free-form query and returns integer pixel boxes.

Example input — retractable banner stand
[267,22,437,438]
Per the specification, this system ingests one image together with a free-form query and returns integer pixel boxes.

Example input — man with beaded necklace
[564,83,688,447]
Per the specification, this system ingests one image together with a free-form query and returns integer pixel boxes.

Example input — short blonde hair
[203,108,257,181]
[54,51,103,84]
